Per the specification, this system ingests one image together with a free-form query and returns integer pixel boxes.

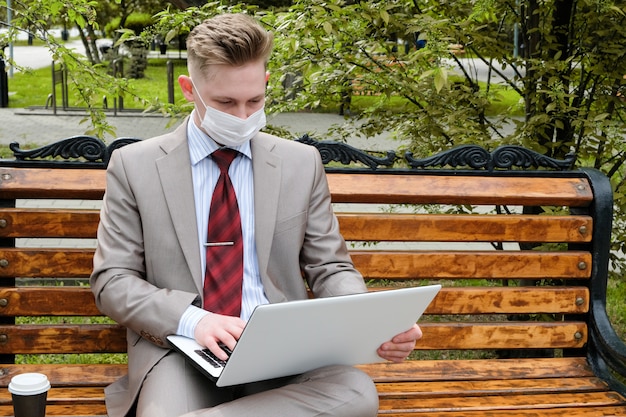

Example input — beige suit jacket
[90,119,366,417]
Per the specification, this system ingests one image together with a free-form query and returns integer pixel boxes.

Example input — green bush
[105,12,154,37]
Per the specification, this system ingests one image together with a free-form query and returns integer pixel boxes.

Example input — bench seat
[0,358,623,416]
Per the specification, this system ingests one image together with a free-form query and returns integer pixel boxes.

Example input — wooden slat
[0,210,594,243]
[326,174,593,206]
[0,168,105,199]
[0,403,107,416]
[0,322,586,354]
[352,251,592,279]
[0,287,101,316]
[376,406,626,417]
[374,377,610,398]
[0,249,591,280]
[338,213,593,243]
[0,249,94,278]
[426,286,589,315]
[0,325,127,354]
[0,387,106,404]
[0,208,100,238]
[377,391,626,412]
[357,357,596,382]
[0,286,589,317]
[0,170,593,206]
[0,364,126,387]
[416,322,587,350]
[0,401,625,417]
[0,210,597,244]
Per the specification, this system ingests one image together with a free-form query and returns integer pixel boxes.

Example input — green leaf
[433,68,447,93]
[380,10,390,25]
[165,29,178,44]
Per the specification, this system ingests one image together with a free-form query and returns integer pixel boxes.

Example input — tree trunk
[77,24,95,64]
[86,25,101,65]
[522,0,574,159]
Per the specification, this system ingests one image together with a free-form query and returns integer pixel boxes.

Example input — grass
[7,57,189,109]
[9,38,50,47]
[607,275,626,340]
[486,85,525,116]
[6,66,54,109]
[345,83,524,117]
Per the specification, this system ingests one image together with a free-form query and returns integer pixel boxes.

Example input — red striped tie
[203,148,243,316]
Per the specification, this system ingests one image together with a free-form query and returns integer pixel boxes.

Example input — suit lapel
[156,122,203,296]
[251,134,281,294]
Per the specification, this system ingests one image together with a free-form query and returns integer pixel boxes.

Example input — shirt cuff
[176,305,210,339]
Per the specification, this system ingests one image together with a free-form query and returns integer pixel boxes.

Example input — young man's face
[180,59,267,122]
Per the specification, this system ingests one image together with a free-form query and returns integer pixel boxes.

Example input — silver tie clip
[204,242,235,247]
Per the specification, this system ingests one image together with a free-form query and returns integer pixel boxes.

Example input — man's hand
[377,324,422,363]
[194,313,246,361]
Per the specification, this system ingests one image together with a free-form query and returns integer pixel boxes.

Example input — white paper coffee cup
[8,373,50,417]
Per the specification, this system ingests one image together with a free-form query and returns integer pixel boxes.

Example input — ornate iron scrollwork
[405,145,491,170]
[9,136,141,167]
[405,144,575,172]
[10,136,107,162]
[491,145,575,170]
[6,133,576,173]
[296,134,396,170]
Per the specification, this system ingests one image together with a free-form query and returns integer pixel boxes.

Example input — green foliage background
[2,0,626,275]
[151,0,626,277]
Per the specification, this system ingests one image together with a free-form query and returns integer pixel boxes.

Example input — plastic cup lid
[8,373,51,396]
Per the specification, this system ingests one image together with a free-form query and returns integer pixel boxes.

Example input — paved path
[0,108,400,150]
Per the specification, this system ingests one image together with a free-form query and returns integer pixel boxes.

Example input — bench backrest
[0,142,617,371]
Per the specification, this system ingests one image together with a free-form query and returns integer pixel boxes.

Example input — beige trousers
[136,351,379,417]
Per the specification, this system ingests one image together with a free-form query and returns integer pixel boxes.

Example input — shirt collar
[187,110,252,166]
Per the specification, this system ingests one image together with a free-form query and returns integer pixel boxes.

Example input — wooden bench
[0,136,625,416]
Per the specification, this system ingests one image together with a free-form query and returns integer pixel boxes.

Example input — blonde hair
[186,13,274,79]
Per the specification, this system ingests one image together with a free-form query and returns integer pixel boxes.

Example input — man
[91,13,421,417]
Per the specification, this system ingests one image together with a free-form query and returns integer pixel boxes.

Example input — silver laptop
[167,284,440,387]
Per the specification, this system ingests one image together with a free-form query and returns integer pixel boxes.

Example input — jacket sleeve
[298,145,368,297]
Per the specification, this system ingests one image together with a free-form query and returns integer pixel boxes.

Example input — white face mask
[191,78,266,147]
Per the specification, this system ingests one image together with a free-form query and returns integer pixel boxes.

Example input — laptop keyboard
[195,343,232,368]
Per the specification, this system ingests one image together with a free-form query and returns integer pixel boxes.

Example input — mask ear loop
[189,78,210,109]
